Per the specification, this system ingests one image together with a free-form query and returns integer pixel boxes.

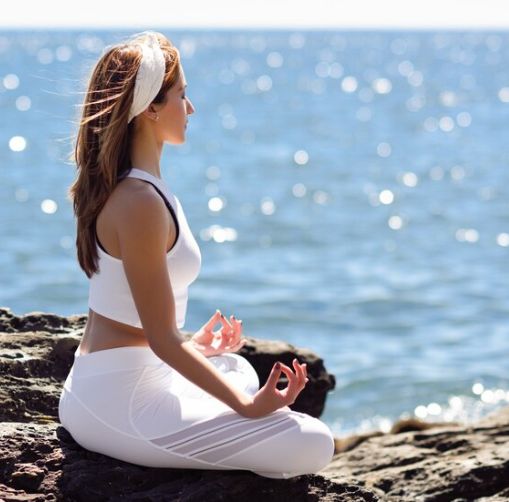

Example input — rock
[1,421,358,502]
[321,405,509,501]
[1,307,508,501]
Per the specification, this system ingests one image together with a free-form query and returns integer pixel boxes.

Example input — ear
[141,104,159,121]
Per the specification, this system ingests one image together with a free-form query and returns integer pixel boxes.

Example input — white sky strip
[1,0,509,29]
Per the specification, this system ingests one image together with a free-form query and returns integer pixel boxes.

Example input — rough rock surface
[1,307,508,501]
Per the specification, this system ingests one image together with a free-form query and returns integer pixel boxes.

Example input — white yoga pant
[58,345,335,479]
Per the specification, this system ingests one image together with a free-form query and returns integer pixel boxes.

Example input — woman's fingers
[230,315,242,331]
[233,338,248,351]
[230,315,242,337]
[205,310,222,332]
[292,358,307,385]
[279,360,308,397]
[219,312,233,329]
[227,315,240,344]
[278,363,298,390]
[219,313,234,341]
[204,312,245,352]
[267,362,282,387]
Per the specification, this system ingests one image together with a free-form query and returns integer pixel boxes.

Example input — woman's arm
[116,184,252,415]
[151,333,253,415]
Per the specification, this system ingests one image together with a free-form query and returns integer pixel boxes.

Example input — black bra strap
[140,180,180,242]
[95,180,180,255]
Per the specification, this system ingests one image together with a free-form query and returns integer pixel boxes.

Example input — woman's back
[79,168,201,355]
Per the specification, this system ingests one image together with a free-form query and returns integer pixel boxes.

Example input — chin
[165,135,186,145]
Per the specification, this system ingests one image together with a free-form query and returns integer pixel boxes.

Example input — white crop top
[88,167,202,329]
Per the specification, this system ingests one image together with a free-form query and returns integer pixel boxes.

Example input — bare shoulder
[113,177,169,227]
[111,178,170,255]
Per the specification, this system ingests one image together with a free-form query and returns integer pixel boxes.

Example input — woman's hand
[190,309,247,357]
[239,359,308,418]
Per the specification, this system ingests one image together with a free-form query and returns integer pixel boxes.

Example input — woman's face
[156,68,195,144]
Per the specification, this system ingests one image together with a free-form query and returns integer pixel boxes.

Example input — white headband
[128,31,166,124]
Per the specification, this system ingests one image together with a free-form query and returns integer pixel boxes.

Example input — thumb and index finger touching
[268,360,309,395]
[202,310,222,333]
[207,309,235,331]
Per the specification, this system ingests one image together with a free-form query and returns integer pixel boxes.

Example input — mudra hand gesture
[190,309,247,357]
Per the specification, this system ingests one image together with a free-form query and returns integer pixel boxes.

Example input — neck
[130,121,163,179]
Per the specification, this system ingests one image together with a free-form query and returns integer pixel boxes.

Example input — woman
[58,30,335,479]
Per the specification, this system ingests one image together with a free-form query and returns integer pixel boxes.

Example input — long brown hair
[67,31,181,278]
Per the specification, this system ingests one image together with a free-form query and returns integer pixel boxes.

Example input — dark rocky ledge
[0,307,508,501]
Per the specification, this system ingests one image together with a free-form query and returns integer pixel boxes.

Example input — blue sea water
[0,29,508,436]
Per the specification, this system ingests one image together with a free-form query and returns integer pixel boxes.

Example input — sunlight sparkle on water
[292,183,307,198]
[472,383,484,395]
[41,199,57,214]
[200,225,237,243]
[256,75,272,92]
[372,78,392,94]
[313,190,329,205]
[439,116,455,132]
[377,142,391,158]
[423,117,439,132]
[397,60,414,77]
[498,87,509,103]
[208,196,225,212]
[400,172,418,187]
[266,51,283,68]
[407,70,423,87]
[260,197,276,215]
[496,233,509,247]
[341,76,358,93]
[37,48,53,64]
[455,228,479,243]
[15,96,31,111]
[9,136,26,152]
[388,215,403,230]
[456,111,472,127]
[450,165,466,181]
[293,150,309,165]
[439,90,458,107]
[379,189,394,205]
[3,73,19,90]
[56,45,73,61]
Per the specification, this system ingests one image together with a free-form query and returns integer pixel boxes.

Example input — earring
[154,115,159,121]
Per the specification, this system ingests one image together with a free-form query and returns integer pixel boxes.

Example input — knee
[228,353,260,391]
[278,413,335,475]
[212,352,260,394]
[299,417,335,472]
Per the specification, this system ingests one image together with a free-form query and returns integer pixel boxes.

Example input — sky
[1,0,509,29]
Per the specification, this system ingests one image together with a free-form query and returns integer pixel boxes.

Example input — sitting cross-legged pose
[58,30,335,479]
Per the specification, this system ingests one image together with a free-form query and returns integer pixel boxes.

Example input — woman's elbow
[146,327,184,356]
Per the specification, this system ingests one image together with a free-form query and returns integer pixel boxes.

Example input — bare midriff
[78,309,150,355]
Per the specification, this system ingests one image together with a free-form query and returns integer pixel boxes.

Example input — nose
[186,98,195,115]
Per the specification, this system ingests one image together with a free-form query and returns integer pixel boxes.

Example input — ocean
[0,28,508,436]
